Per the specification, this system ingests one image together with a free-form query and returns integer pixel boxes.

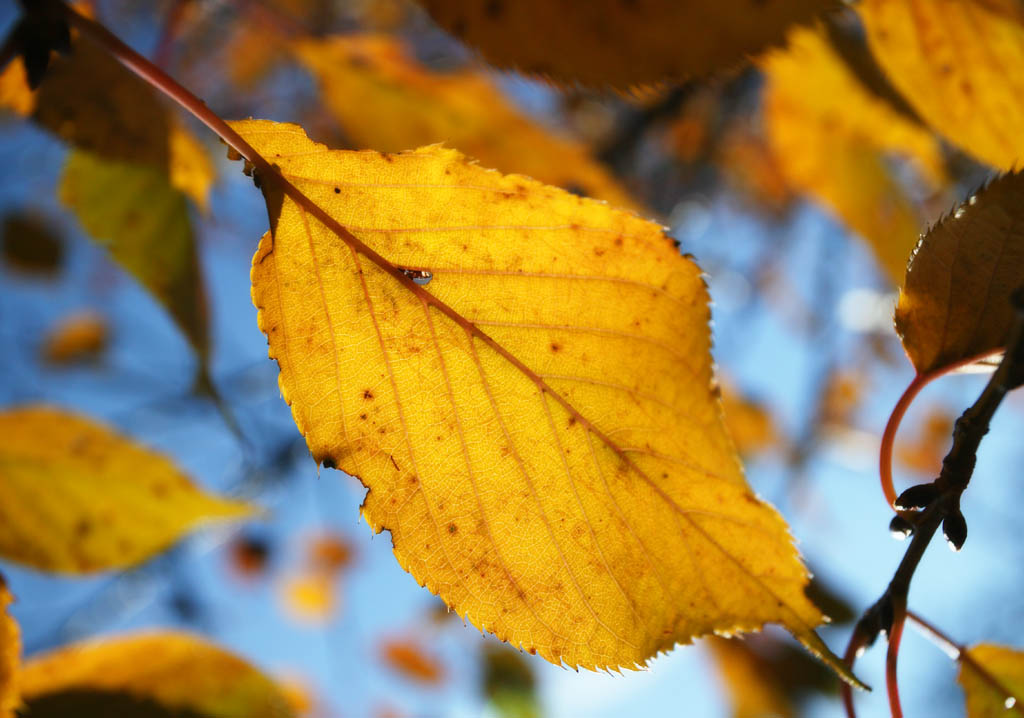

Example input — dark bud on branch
[889,514,914,539]
[943,509,968,552]
[894,482,939,510]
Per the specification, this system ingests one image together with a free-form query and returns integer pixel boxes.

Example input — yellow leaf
[762,24,941,284]
[708,636,794,718]
[19,631,295,718]
[416,0,837,89]
[59,149,210,361]
[895,172,1024,375]
[42,310,108,365]
[959,644,1024,718]
[859,0,1024,170]
[235,119,860,683]
[0,577,19,718]
[280,573,338,624]
[0,406,253,573]
[293,35,640,212]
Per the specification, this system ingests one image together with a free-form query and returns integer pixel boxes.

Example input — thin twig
[843,288,1024,717]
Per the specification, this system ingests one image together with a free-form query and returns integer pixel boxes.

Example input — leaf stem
[906,610,1024,717]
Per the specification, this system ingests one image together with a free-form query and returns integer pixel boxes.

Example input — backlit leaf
[416,0,837,89]
[859,0,1024,170]
[235,119,858,681]
[42,311,108,365]
[293,35,640,211]
[379,638,444,686]
[0,576,18,718]
[894,172,1024,375]
[0,406,253,573]
[959,644,1024,718]
[59,150,209,361]
[708,636,794,718]
[762,24,942,284]
[18,632,294,718]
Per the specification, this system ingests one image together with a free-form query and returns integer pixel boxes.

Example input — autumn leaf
[858,0,1024,170]
[42,310,108,365]
[234,119,859,682]
[293,35,640,211]
[59,150,209,362]
[1,212,63,277]
[959,644,1024,718]
[708,636,794,718]
[415,0,837,89]
[0,576,18,718]
[0,406,253,573]
[895,171,1024,376]
[762,23,943,284]
[380,638,445,686]
[18,631,295,718]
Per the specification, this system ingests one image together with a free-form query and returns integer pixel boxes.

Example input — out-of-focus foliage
[708,636,794,718]
[0,577,18,718]
[859,0,1024,171]
[235,118,852,678]
[41,310,108,365]
[720,384,780,456]
[0,406,253,573]
[295,34,641,211]
[762,22,943,284]
[895,406,954,476]
[416,0,836,88]
[895,171,1024,375]
[1,213,63,277]
[18,632,295,718]
[482,643,538,718]
[959,644,1024,718]
[379,638,444,686]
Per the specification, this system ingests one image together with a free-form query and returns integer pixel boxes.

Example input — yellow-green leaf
[895,172,1024,375]
[959,644,1024,718]
[0,406,253,573]
[294,34,640,212]
[19,631,294,718]
[762,23,942,284]
[858,0,1024,170]
[59,150,210,361]
[416,0,836,89]
[234,119,859,683]
[0,576,18,718]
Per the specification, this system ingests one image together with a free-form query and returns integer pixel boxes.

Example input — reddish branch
[844,288,1024,717]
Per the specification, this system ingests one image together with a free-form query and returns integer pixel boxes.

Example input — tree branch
[843,287,1024,717]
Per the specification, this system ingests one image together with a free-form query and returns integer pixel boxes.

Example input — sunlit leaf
[959,644,1024,718]
[42,311,108,365]
[59,150,209,361]
[895,172,1024,375]
[0,406,253,573]
[1,213,63,277]
[234,119,859,682]
[18,632,295,718]
[379,638,444,686]
[0,576,18,718]
[859,0,1024,170]
[708,636,794,718]
[416,0,837,89]
[294,35,640,211]
[482,643,538,718]
[762,23,942,284]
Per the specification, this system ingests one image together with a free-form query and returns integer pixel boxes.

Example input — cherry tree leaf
[895,172,1024,375]
[18,632,294,718]
[0,406,253,573]
[415,0,838,89]
[0,576,18,718]
[233,119,860,683]
[959,644,1024,718]
[859,0,1024,170]
[294,34,641,211]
